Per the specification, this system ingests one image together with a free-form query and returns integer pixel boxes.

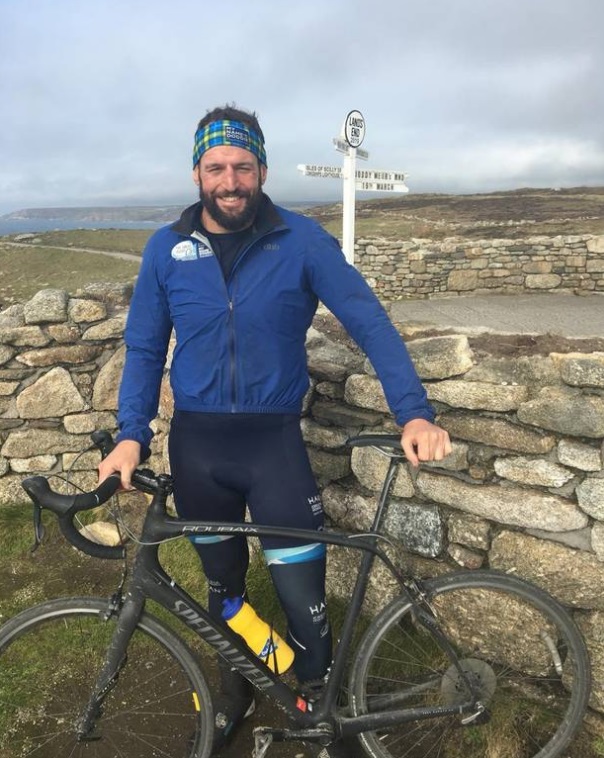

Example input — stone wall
[356,233,604,299]
[1,286,604,711]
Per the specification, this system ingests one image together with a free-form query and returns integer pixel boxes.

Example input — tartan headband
[192,120,267,168]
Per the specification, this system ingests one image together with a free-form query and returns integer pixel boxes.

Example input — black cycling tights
[168,411,332,683]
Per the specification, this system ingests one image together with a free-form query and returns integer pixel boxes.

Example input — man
[99,104,451,753]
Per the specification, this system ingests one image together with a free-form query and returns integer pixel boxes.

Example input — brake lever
[30,503,46,554]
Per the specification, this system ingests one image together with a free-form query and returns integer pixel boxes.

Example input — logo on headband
[225,125,250,146]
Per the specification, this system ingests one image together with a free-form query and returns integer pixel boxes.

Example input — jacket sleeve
[116,233,172,451]
[303,223,434,427]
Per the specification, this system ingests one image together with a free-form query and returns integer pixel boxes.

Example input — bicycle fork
[76,592,144,740]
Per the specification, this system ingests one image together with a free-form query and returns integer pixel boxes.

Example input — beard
[199,179,263,232]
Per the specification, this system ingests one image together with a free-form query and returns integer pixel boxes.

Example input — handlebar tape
[22,473,125,560]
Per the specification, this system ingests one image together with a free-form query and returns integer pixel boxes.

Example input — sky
[1,0,603,214]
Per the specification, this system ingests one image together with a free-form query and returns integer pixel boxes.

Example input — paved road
[389,292,604,339]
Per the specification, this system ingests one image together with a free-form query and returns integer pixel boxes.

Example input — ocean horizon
[0,200,330,236]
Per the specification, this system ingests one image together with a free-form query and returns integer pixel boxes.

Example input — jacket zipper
[193,224,288,413]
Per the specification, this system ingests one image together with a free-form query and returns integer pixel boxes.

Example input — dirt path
[2,240,141,262]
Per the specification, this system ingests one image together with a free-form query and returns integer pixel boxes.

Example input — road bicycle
[0,431,592,758]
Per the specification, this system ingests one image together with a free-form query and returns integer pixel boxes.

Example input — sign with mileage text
[297,111,409,264]
[297,164,409,192]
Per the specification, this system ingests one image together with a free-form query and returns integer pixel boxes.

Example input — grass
[14,228,152,255]
[0,243,140,306]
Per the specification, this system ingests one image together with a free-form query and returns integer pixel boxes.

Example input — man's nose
[222,166,238,190]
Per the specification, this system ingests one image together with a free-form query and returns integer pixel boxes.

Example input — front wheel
[349,570,591,758]
[0,597,213,758]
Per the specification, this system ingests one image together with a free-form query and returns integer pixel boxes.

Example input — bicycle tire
[0,597,214,758]
[349,570,591,758]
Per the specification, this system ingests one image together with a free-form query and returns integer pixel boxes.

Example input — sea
[0,218,164,235]
[0,201,326,236]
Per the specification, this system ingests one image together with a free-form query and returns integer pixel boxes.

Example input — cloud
[1,0,602,212]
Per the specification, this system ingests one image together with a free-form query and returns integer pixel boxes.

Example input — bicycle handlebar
[22,473,125,560]
[21,430,403,561]
[21,430,160,561]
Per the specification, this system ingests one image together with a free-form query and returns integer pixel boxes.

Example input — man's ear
[260,165,267,185]
[192,166,200,187]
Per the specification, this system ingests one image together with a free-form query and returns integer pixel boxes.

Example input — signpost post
[297,111,408,265]
[342,110,365,263]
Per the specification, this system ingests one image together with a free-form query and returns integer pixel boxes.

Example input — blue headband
[193,119,267,167]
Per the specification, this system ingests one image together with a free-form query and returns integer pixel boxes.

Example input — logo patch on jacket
[171,240,212,261]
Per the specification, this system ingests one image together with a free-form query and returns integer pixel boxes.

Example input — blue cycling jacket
[117,195,434,449]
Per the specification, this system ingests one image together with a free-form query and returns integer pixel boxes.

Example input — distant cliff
[1,206,186,223]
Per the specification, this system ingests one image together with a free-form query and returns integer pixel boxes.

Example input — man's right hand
[98,439,142,490]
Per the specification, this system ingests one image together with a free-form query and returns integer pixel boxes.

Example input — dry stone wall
[356,233,604,298]
[1,286,604,709]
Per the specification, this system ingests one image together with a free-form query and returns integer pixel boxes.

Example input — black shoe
[212,691,256,752]
[212,659,255,753]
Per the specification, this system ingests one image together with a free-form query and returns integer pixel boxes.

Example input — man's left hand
[401,418,452,467]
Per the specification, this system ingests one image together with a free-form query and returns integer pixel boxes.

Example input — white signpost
[298,111,408,264]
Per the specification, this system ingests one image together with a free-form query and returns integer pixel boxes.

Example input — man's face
[193,145,267,233]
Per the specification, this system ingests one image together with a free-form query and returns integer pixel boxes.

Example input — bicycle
[0,430,592,758]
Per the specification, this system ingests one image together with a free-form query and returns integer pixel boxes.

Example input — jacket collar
[171,193,286,239]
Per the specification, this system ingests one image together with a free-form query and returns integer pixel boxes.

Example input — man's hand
[98,439,142,490]
[401,418,452,467]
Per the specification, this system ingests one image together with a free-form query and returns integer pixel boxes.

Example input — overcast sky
[1,0,603,214]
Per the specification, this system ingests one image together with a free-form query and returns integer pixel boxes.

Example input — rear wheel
[349,570,591,758]
[0,597,213,758]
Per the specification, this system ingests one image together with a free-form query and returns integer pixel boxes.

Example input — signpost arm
[342,146,356,265]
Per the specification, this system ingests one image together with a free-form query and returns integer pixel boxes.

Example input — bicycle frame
[80,457,486,743]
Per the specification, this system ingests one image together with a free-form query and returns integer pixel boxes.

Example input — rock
[63,411,116,435]
[322,483,375,532]
[557,439,602,472]
[16,344,101,367]
[78,521,124,547]
[301,418,349,449]
[82,315,127,341]
[406,335,474,380]
[351,445,414,497]
[416,471,587,531]
[23,289,68,324]
[68,298,108,323]
[384,498,444,557]
[16,367,86,418]
[78,282,133,305]
[0,345,15,366]
[447,512,491,550]
[0,326,50,348]
[576,477,604,520]
[592,523,604,561]
[1,428,89,458]
[9,455,57,473]
[517,387,604,438]
[494,456,574,487]
[587,236,604,253]
[448,543,484,568]
[311,399,383,428]
[551,352,604,388]
[0,304,25,327]
[307,448,350,482]
[344,374,389,414]
[439,413,555,453]
[427,380,529,411]
[306,332,363,382]
[447,270,478,291]
[422,441,469,471]
[0,473,29,505]
[92,346,125,411]
[525,274,562,289]
[526,527,593,552]
[490,531,604,609]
